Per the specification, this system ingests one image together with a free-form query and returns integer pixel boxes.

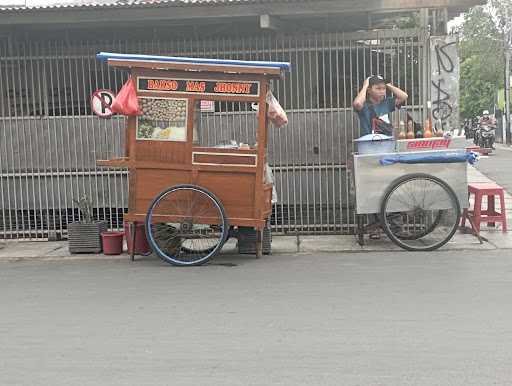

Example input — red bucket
[124,222,150,255]
[101,231,124,255]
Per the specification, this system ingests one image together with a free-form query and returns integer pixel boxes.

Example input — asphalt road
[476,146,512,193]
[2,251,512,386]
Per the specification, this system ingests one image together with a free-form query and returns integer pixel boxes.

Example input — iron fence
[0,28,429,239]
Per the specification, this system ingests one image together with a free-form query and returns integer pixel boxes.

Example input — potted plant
[68,196,108,253]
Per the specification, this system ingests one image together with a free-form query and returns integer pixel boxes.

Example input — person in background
[479,110,496,128]
[353,75,408,136]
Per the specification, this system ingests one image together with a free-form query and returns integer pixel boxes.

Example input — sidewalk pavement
[1,163,511,262]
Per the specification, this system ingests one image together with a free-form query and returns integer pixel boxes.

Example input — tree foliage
[458,3,505,118]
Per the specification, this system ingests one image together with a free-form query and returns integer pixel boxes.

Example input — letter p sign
[91,89,115,118]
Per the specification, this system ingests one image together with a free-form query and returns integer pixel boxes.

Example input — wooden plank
[186,96,195,163]
[96,158,130,168]
[132,70,269,101]
[109,58,282,77]
[135,169,192,200]
[254,80,268,220]
[134,68,271,83]
[125,212,265,228]
[192,147,257,155]
[131,161,193,171]
[125,161,258,174]
[192,164,258,174]
[136,91,260,104]
[135,139,190,164]
[192,152,257,167]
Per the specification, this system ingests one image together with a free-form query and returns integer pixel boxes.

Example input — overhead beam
[259,14,282,30]
[0,0,486,26]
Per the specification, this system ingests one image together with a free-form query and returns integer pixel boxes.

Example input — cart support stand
[460,216,485,244]
[130,222,137,262]
[255,229,263,258]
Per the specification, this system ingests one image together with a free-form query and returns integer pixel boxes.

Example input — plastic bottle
[423,118,433,138]
[406,120,415,139]
[398,121,406,140]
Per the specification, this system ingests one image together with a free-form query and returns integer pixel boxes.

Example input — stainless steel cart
[352,143,469,251]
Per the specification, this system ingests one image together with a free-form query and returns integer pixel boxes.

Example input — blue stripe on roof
[97,52,291,71]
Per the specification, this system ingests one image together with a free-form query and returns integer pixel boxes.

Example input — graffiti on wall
[430,36,459,132]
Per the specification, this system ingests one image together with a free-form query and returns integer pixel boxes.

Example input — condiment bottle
[398,121,406,140]
[423,118,433,138]
[406,120,415,139]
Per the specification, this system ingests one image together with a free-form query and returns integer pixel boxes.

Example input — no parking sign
[91,89,115,118]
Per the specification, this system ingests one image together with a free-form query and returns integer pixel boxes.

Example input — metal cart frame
[352,146,470,251]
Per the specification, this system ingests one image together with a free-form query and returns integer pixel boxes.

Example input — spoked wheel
[180,225,229,254]
[380,174,461,251]
[384,211,442,241]
[145,185,228,266]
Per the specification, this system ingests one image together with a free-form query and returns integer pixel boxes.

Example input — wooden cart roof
[97,52,291,77]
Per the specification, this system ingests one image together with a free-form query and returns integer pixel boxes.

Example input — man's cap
[368,75,386,86]
[482,110,489,115]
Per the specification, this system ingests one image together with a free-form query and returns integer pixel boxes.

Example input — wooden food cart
[96,52,290,266]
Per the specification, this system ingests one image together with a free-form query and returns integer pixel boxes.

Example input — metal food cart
[96,52,290,265]
[353,137,470,251]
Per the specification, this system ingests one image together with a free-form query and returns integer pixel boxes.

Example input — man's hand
[386,83,408,106]
[363,77,370,89]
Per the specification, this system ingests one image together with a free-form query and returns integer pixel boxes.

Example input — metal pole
[505,48,511,144]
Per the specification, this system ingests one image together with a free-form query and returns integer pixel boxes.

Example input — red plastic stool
[461,183,508,235]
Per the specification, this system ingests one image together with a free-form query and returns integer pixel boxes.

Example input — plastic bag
[372,117,394,136]
[111,77,141,116]
[264,163,278,204]
[379,151,478,166]
[266,91,288,127]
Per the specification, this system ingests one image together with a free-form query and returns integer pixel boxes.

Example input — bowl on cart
[354,134,396,155]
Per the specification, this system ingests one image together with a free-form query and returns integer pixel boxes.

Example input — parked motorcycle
[463,119,472,139]
[466,117,478,140]
[473,123,481,145]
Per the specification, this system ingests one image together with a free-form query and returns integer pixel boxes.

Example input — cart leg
[487,195,496,227]
[130,222,137,262]
[255,229,263,259]
[467,216,485,244]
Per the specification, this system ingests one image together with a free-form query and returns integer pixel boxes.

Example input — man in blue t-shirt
[353,75,408,136]
[352,75,408,239]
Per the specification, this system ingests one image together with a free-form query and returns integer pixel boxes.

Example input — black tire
[145,185,228,266]
[380,173,461,251]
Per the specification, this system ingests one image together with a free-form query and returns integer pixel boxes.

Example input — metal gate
[0,28,429,239]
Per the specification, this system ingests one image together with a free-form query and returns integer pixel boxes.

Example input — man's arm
[386,83,408,106]
[353,77,369,111]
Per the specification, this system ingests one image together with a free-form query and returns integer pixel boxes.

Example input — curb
[1,241,510,263]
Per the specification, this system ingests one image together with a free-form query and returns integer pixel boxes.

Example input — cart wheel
[384,211,442,241]
[380,173,460,251]
[180,228,229,255]
[145,185,228,266]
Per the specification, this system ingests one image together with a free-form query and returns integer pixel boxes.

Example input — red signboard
[138,77,260,97]
[406,139,451,150]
